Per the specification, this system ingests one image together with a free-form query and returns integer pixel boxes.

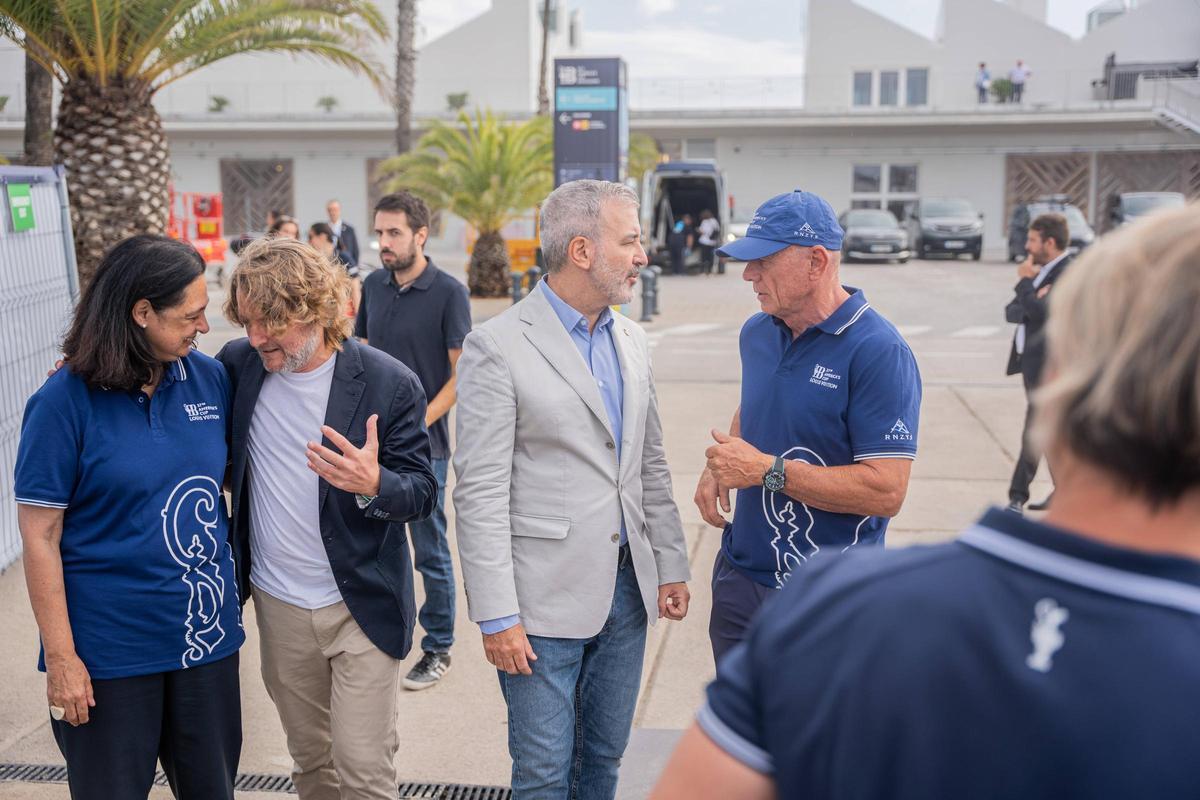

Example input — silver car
[839,208,911,264]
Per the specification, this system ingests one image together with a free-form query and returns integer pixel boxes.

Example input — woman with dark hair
[270,215,300,240]
[309,221,362,315]
[15,235,243,800]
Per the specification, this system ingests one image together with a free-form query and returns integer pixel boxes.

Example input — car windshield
[923,199,975,217]
[843,210,898,228]
[1124,194,1185,217]
[1029,204,1089,232]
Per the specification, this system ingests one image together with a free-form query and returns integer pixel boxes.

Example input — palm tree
[395,0,417,153]
[22,48,53,165]
[0,1,387,285]
[378,109,552,297]
[627,133,661,191]
[536,0,552,115]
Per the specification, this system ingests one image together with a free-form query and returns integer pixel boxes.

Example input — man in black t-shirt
[355,191,472,691]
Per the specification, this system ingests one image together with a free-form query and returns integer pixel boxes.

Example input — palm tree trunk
[395,0,417,154]
[468,231,513,298]
[22,50,54,166]
[55,79,170,286]
[537,0,552,116]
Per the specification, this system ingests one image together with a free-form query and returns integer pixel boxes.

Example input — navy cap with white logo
[717,189,845,261]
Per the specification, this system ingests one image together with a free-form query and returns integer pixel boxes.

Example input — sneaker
[403,651,451,691]
[1027,493,1054,512]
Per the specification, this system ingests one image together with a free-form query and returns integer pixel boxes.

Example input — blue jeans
[498,547,646,800]
[408,457,455,653]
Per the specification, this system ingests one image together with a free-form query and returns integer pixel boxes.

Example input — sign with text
[6,183,35,232]
[554,58,628,187]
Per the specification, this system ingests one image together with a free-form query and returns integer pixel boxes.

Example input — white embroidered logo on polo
[796,222,819,239]
[809,364,841,389]
[885,419,913,441]
[183,402,220,422]
[1026,598,1069,673]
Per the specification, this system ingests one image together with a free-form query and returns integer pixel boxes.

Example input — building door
[1095,151,1200,232]
[1004,153,1091,223]
[219,159,294,234]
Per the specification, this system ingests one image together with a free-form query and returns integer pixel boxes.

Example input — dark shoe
[1006,501,1025,515]
[403,651,451,691]
[1027,493,1054,512]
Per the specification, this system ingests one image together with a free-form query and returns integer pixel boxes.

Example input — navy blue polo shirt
[700,508,1200,798]
[14,351,244,679]
[724,288,921,588]
[354,259,472,460]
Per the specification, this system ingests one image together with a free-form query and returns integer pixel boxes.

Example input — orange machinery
[168,187,228,265]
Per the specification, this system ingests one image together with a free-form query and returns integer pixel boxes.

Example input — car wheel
[898,256,910,264]
[972,248,982,261]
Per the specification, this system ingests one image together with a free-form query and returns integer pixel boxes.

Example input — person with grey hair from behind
[651,204,1200,800]
[454,179,692,799]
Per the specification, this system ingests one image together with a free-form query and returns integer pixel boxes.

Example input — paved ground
[0,247,1047,798]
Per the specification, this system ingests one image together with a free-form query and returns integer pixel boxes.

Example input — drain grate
[1,763,510,798]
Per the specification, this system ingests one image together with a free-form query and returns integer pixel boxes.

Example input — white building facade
[1,0,1197,258]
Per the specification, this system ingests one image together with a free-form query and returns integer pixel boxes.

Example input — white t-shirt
[698,217,721,246]
[1009,65,1032,84]
[248,353,342,609]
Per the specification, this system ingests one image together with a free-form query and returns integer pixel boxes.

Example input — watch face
[764,470,786,493]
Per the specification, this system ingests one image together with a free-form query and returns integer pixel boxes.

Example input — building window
[685,138,716,159]
[906,68,929,106]
[851,163,919,219]
[880,71,899,106]
[852,72,872,106]
[852,164,881,193]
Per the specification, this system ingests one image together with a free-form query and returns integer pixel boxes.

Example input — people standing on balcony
[1010,59,1032,102]
[976,62,991,103]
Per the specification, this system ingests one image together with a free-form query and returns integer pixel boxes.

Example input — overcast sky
[416,0,1114,79]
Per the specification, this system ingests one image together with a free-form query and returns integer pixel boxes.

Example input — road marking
[896,325,933,337]
[655,323,724,337]
[951,325,1002,338]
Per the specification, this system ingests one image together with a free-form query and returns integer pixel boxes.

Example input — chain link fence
[0,165,78,571]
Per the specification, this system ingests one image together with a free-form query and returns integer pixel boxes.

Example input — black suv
[905,198,984,260]
[1007,196,1095,261]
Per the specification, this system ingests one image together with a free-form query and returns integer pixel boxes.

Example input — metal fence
[0,166,78,571]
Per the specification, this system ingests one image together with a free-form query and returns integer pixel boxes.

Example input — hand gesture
[483,623,538,675]
[705,429,772,490]
[1017,255,1039,280]
[694,468,731,529]
[306,414,382,496]
[658,583,690,621]
[46,652,94,726]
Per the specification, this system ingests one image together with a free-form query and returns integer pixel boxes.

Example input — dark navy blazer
[217,336,437,659]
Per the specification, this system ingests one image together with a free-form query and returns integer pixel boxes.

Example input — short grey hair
[1034,204,1200,504]
[539,180,639,272]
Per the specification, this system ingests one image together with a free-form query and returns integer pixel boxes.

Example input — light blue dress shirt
[479,278,627,635]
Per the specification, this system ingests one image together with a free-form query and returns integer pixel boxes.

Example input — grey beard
[275,331,321,374]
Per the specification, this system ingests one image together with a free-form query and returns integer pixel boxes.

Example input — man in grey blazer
[454,179,692,799]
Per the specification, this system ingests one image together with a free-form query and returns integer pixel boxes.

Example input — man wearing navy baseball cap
[694,189,923,664]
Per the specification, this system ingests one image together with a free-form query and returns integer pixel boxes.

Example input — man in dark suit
[328,199,360,268]
[1005,212,1072,513]
[217,236,437,800]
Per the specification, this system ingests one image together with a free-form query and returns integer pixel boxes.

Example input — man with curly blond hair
[217,237,438,800]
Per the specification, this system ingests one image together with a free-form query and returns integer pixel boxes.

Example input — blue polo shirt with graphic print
[722,287,922,588]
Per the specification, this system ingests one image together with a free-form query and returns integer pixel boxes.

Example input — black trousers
[51,652,241,800]
[699,244,716,274]
[1008,372,1043,505]
[709,549,777,668]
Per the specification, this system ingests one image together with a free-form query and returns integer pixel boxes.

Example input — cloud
[583,26,802,77]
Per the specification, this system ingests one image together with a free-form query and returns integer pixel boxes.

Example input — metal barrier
[0,166,78,571]
[510,266,543,303]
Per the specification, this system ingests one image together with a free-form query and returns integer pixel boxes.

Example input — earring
[140,323,147,329]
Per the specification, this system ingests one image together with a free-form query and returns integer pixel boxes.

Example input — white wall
[805,0,1200,111]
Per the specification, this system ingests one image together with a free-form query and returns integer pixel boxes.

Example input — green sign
[7,183,35,232]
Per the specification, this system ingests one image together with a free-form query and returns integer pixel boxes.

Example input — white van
[640,161,729,269]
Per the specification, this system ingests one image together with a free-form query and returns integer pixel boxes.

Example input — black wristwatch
[763,455,786,493]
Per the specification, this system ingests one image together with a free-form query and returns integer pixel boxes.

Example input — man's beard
[383,244,418,276]
[265,329,321,374]
[589,250,638,306]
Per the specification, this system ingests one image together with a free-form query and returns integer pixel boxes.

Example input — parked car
[1107,191,1186,228]
[839,208,910,263]
[1007,196,1095,261]
[905,197,983,260]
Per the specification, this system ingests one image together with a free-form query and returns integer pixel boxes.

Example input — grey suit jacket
[453,286,691,638]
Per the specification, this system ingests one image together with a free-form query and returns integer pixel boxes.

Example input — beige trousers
[253,586,401,800]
